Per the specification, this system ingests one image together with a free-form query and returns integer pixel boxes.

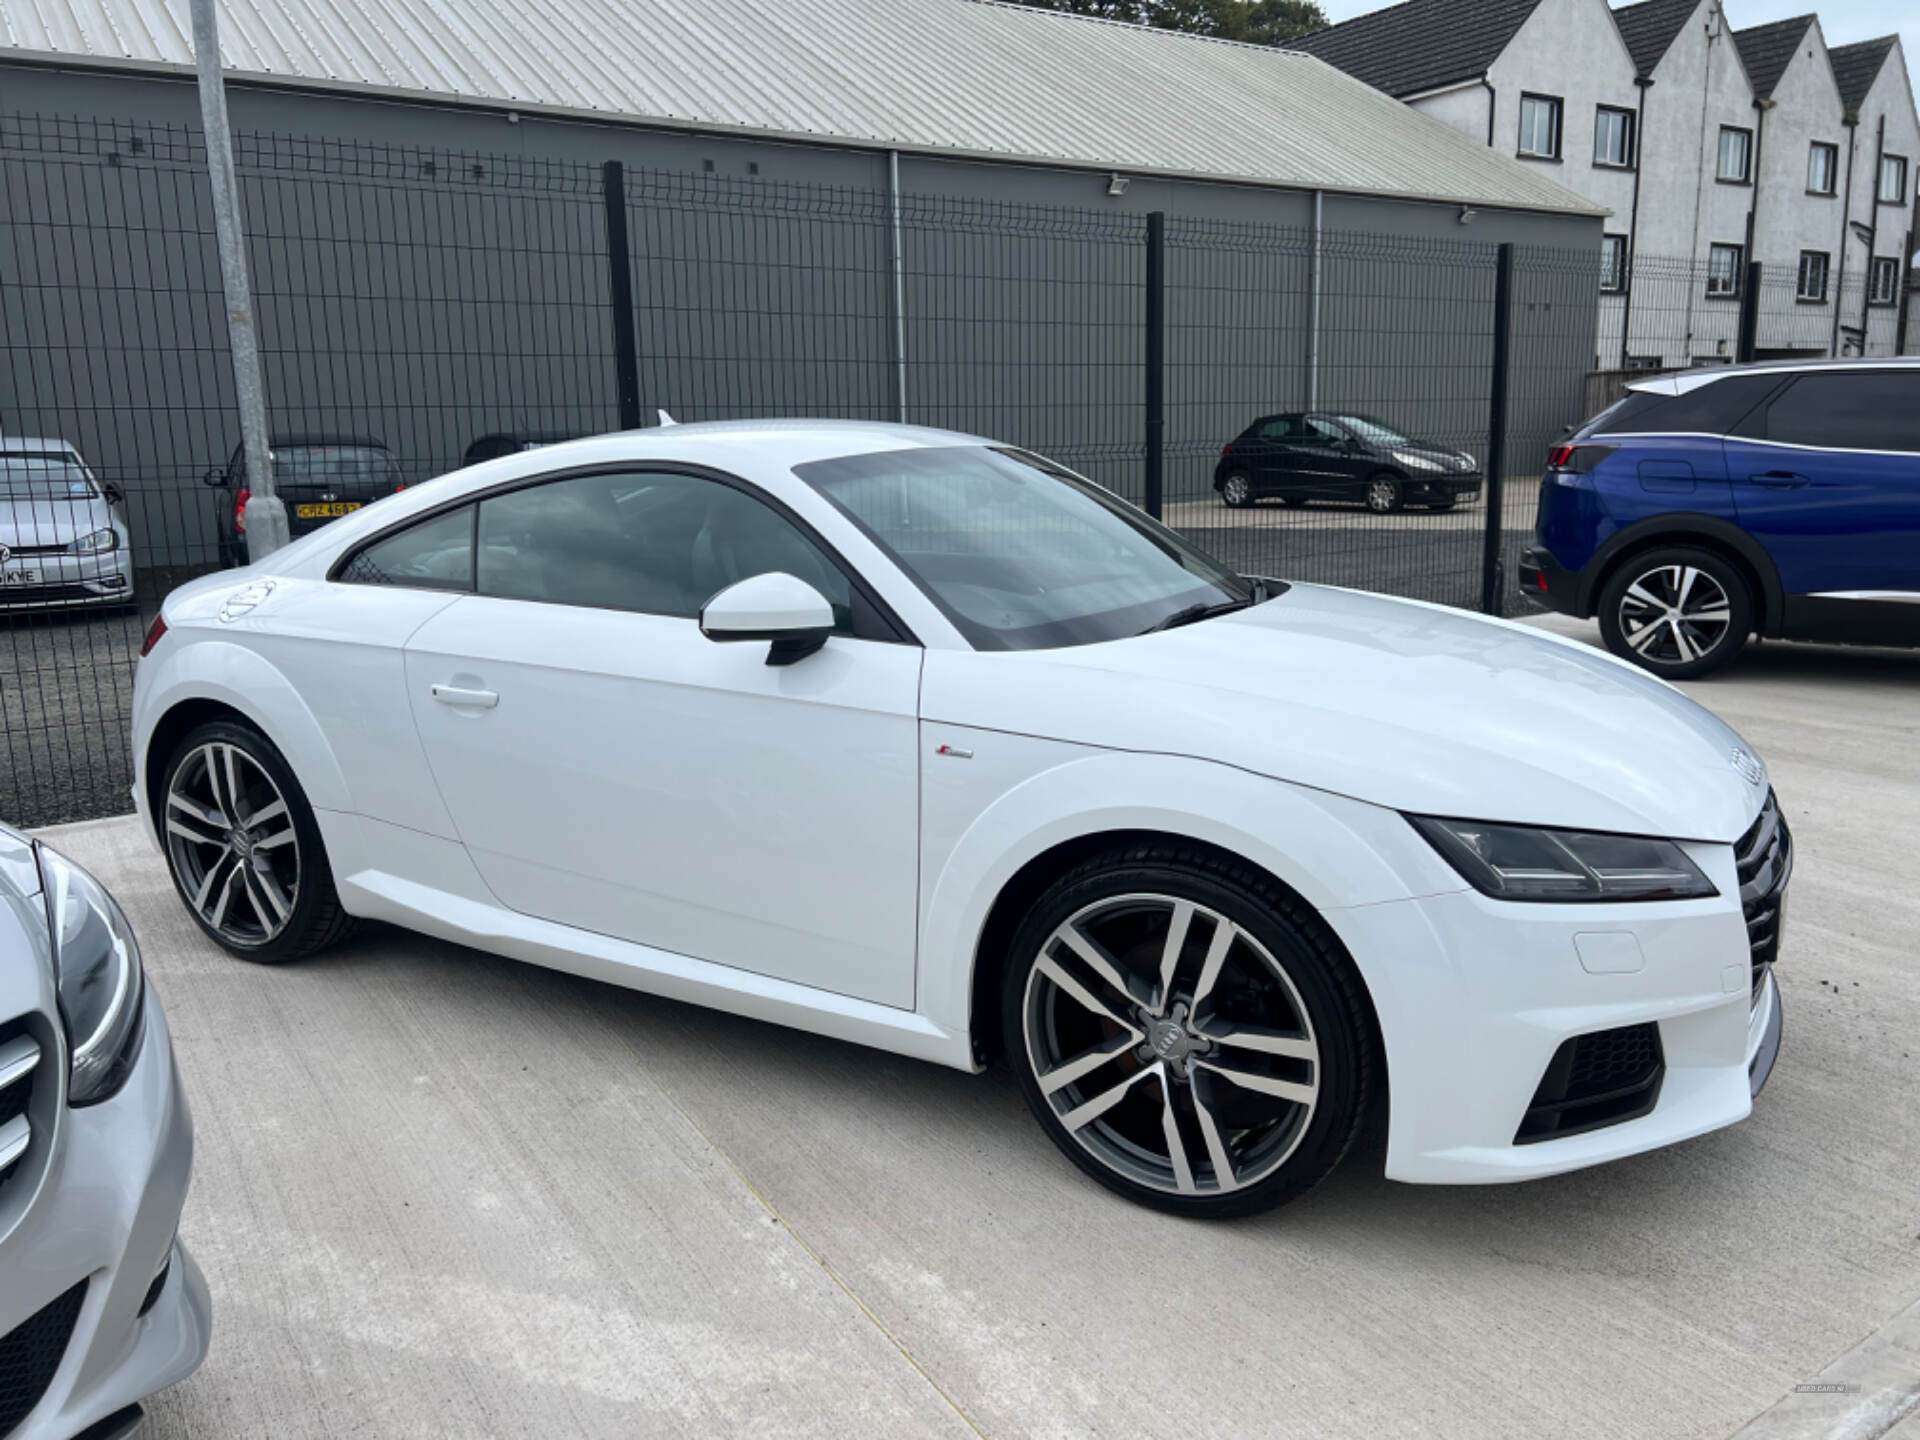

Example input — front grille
[0,1017,44,1194]
[1515,1022,1665,1144]
[0,1281,87,1435]
[1736,791,1792,1002]
[0,542,69,558]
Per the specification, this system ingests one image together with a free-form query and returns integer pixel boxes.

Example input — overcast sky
[1317,0,1917,110]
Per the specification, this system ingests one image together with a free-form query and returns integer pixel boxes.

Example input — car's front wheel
[1597,546,1752,678]
[1003,843,1374,1218]
[1364,474,1402,513]
[160,719,356,961]
[1219,473,1253,508]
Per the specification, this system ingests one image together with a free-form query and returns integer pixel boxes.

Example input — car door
[1725,368,1920,598]
[1245,416,1300,493]
[398,466,924,1009]
[1300,416,1362,501]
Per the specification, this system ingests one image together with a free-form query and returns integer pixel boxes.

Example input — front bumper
[0,552,134,609]
[2,988,212,1439]
[1328,838,1780,1185]
[1403,472,1481,501]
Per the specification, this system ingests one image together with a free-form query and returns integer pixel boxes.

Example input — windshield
[0,456,98,499]
[1335,416,1414,446]
[794,446,1254,650]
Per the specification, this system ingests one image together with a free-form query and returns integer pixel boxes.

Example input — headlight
[67,527,119,555]
[1390,450,1443,472]
[1407,815,1717,903]
[38,845,146,1105]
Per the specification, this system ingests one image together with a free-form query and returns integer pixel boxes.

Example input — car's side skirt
[1780,594,1920,647]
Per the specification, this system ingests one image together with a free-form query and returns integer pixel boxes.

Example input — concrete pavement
[33,621,1920,1439]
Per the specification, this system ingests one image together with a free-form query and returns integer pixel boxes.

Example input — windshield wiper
[1138,598,1251,635]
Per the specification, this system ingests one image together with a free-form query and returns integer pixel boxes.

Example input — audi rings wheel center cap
[1149,1019,1190,1062]
[231,830,255,861]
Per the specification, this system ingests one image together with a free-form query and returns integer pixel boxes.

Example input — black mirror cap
[699,620,832,666]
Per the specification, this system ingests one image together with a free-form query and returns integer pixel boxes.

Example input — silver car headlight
[67,527,119,555]
[38,845,146,1105]
[1407,815,1717,903]
[1390,450,1443,472]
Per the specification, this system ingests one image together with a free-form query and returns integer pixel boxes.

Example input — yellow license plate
[294,502,361,519]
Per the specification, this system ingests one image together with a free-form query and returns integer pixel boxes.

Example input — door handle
[431,684,498,709]
[1750,471,1809,488]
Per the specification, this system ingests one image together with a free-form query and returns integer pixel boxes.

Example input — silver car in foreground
[0,824,210,1438]
[0,439,135,610]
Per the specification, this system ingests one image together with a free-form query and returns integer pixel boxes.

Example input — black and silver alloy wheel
[160,719,357,961]
[1365,474,1401,513]
[1005,844,1372,1217]
[1597,545,1752,679]
[1024,894,1319,1197]
[1220,473,1253,508]
[164,741,300,946]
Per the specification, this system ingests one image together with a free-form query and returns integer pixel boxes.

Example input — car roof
[1630,355,1920,397]
[0,437,82,457]
[259,434,393,449]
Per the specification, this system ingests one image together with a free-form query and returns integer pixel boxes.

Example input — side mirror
[201,467,224,488]
[101,482,124,504]
[699,572,834,667]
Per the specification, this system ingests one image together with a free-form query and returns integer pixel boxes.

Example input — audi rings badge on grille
[1729,747,1765,787]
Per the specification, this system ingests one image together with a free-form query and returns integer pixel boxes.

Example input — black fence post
[1481,243,1513,617]
[1737,259,1761,363]
[1144,211,1165,520]
[601,160,642,430]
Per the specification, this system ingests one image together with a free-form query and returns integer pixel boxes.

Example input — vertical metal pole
[1736,259,1761,362]
[190,0,284,557]
[1481,243,1513,617]
[889,151,908,423]
[1859,115,1886,352]
[601,161,642,430]
[1144,211,1165,520]
[1308,191,1323,410]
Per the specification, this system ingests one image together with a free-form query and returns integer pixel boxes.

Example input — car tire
[1219,473,1253,509]
[160,719,357,962]
[1597,545,1752,679]
[1002,841,1374,1219]
[1364,474,1403,514]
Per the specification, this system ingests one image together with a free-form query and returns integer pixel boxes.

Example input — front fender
[133,636,352,835]
[915,747,1464,1044]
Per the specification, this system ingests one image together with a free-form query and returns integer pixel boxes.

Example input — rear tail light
[234,486,251,534]
[1221,443,1234,457]
[139,613,168,657]
[1546,444,1617,475]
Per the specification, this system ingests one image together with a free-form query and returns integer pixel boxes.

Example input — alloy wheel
[1021,893,1320,1197]
[1221,474,1251,507]
[1617,563,1732,666]
[1366,477,1399,513]
[164,741,301,946]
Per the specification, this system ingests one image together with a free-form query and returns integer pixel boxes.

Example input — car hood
[921,584,1766,843]
[0,496,110,546]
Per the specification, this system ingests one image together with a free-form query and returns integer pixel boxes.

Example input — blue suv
[1520,359,1920,677]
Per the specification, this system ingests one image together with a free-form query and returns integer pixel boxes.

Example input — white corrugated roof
[0,0,1605,214]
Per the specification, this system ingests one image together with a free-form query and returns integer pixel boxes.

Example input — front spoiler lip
[1748,970,1782,1098]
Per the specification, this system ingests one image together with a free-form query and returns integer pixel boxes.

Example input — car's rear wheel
[1597,546,1752,679]
[1364,474,1402,513]
[1003,843,1373,1218]
[1220,473,1253,508]
[160,720,356,961]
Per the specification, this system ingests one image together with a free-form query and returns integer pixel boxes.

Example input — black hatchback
[1214,413,1482,513]
[206,435,406,565]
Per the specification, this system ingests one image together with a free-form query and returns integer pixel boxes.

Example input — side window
[1760,372,1920,453]
[1303,418,1346,444]
[338,505,474,590]
[1257,418,1296,439]
[474,469,856,627]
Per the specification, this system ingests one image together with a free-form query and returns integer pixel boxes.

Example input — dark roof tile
[1731,14,1816,100]
[1828,36,1896,113]
[1287,0,1542,98]
[1611,0,1697,77]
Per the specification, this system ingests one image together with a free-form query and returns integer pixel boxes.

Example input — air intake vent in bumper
[1515,1022,1665,1144]
[0,1281,88,1435]
[1736,791,1791,1002]
[0,1022,43,1193]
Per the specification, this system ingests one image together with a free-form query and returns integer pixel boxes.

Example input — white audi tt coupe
[130,422,1787,1217]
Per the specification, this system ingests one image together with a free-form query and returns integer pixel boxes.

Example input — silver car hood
[0,496,111,548]
[921,583,1767,844]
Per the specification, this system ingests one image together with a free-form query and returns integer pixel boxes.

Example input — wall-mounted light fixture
[1108,174,1130,197]
[1458,206,1477,225]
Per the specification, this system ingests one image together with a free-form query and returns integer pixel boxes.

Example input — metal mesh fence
[0,111,1905,826]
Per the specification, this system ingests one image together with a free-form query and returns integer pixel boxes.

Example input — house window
[1594,106,1635,168]
[1717,127,1753,183]
[1706,243,1744,298]
[1600,234,1628,292]
[1808,142,1838,195]
[1796,251,1829,302]
[1880,155,1909,205]
[1870,257,1901,306]
[1518,94,1562,159]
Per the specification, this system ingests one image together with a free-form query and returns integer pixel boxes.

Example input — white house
[1292,0,1919,367]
